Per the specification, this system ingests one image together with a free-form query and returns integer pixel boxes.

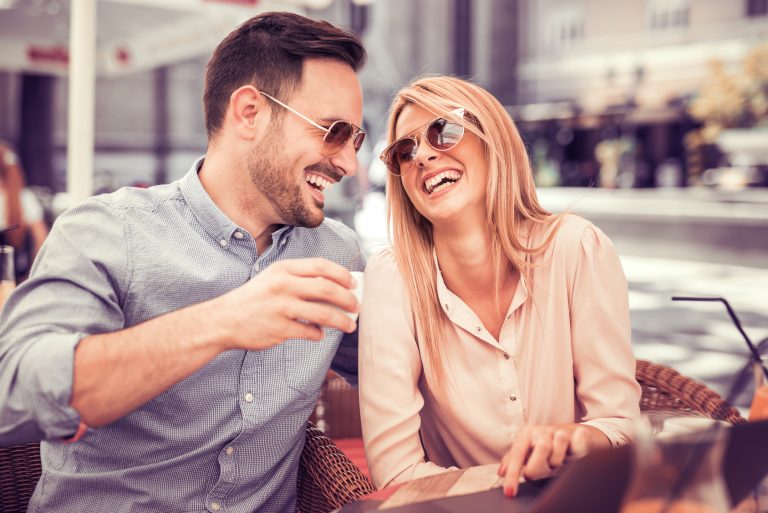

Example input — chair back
[0,442,41,513]
[636,359,746,425]
[0,426,373,513]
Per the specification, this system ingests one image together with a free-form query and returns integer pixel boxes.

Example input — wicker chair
[636,359,746,426]
[0,423,374,513]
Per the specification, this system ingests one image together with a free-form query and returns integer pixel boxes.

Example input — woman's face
[393,104,488,228]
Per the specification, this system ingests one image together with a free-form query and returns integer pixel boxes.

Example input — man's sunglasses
[379,108,466,176]
[260,91,366,157]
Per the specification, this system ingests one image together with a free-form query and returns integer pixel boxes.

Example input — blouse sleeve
[568,223,642,446]
[359,250,452,488]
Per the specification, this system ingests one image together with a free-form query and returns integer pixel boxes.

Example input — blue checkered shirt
[0,157,364,512]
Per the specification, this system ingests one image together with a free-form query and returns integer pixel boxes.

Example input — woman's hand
[497,424,610,497]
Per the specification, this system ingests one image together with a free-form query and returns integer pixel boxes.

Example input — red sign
[27,45,69,65]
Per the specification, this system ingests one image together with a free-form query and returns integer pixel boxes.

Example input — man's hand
[497,424,609,497]
[210,257,359,351]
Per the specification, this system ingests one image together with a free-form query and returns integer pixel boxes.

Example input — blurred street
[355,185,768,412]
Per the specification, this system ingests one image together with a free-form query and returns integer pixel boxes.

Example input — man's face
[247,58,363,228]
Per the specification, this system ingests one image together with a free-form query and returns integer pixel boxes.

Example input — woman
[0,141,48,280]
[358,76,641,497]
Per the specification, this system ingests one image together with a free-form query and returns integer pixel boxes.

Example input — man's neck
[198,150,281,254]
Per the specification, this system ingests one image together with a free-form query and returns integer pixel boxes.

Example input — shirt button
[226,446,234,456]
[233,231,244,239]
[503,353,510,360]
[475,327,482,334]
[244,392,254,403]
[509,394,517,402]
[219,239,227,247]
[211,502,221,511]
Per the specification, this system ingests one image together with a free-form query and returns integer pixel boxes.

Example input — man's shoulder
[291,218,364,268]
[295,218,360,246]
[91,182,183,213]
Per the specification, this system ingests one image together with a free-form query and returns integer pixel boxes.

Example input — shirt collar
[180,156,294,248]
[433,247,529,318]
[180,156,244,245]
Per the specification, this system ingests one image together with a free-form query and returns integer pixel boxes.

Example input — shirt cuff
[580,419,629,448]
[19,332,88,439]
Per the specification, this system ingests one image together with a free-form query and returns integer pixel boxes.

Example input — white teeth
[424,170,462,194]
[305,174,333,191]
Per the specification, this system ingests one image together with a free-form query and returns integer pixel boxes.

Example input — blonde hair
[385,75,563,385]
[0,142,28,250]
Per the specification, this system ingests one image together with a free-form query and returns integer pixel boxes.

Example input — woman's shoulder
[534,213,613,261]
[366,246,400,275]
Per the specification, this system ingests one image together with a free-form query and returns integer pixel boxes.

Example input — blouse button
[475,327,482,334]
[503,353,510,360]
[509,394,517,402]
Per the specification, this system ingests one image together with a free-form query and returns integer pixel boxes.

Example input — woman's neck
[433,223,510,298]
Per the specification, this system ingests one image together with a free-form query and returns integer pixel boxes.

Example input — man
[0,12,367,512]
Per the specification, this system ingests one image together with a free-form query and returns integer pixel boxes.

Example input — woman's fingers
[501,425,595,498]
[522,430,554,481]
[501,428,531,497]
[547,429,570,468]
[569,426,591,458]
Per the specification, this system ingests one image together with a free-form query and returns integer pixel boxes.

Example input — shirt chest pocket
[280,331,341,400]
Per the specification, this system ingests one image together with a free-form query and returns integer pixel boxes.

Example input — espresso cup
[344,271,364,322]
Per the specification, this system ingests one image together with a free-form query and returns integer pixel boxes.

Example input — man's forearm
[71,299,229,427]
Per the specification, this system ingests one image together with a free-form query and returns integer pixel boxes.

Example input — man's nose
[330,139,359,177]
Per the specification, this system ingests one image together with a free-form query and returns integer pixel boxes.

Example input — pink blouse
[358,215,642,489]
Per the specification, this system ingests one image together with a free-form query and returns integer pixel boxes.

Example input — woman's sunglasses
[260,91,366,157]
[379,108,466,176]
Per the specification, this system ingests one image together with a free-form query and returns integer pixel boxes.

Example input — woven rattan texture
[297,423,375,513]
[0,425,374,513]
[637,359,746,426]
[0,442,40,513]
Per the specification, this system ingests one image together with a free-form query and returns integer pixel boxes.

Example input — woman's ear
[227,85,268,140]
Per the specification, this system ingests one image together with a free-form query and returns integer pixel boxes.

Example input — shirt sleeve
[568,223,642,447]
[359,250,451,489]
[0,199,130,445]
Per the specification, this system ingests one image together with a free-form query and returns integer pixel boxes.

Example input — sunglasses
[260,91,366,157]
[379,108,466,176]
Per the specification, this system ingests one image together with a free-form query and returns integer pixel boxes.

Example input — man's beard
[247,124,323,228]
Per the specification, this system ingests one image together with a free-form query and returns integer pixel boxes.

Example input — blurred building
[357,0,768,188]
[515,0,768,188]
[1,0,767,196]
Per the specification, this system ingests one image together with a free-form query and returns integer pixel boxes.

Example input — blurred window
[647,0,689,30]
[545,6,585,52]
[747,0,768,17]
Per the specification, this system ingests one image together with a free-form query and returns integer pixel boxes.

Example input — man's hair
[203,11,366,138]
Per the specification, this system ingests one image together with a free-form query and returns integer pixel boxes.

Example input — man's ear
[228,85,268,140]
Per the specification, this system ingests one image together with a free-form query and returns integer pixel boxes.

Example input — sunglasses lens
[324,122,354,155]
[386,139,418,175]
[353,131,365,152]
[427,119,464,150]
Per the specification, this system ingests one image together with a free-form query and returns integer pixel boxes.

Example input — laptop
[342,419,768,513]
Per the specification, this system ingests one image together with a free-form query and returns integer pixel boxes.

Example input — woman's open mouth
[423,170,463,195]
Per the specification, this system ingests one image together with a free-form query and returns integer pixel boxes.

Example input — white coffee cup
[344,271,364,322]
